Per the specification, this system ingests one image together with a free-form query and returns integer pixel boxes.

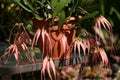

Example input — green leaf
[52,0,70,19]
[23,0,33,10]
[13,0,32,12]
[35,0,44,7]
[100,0,105,15]
[80,0,94,7]
[109,7,120,21]
[68,0,79,16]
[80,11,99,21]
[58,10,66,30]
[85,4,100,12]
[107,17,114,27]
[34,14,43,21]
[51,0,58,10]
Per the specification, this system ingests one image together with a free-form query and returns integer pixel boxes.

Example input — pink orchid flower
[32,28,52,58]
[94,15,112,44]
[0,44,20,64]
[94,15,112,31]
[41,57,56,80]
[73,38,91,63]
[92,48,109,66]
[1,31,32,64]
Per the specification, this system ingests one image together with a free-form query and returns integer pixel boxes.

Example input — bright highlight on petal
[41,57,56,80]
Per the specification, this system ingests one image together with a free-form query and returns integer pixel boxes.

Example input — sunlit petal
[41,29,45,55]
[32,29,41,48]
[21,43,28,51]
[14,48,19,62]
[80,41,86,57]
[50,58,56,80]
[100,15,111,30]
[46,60,53,80]
[77,41,81,57]
[41,57,48,80]
[74,41,77,57]
[99,48,109,65]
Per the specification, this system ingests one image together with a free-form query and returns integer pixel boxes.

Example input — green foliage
[1,0,120,40]
[12,0,100,27]
[80,11,99,21]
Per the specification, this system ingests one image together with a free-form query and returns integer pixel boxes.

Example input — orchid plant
[0,0,114,79]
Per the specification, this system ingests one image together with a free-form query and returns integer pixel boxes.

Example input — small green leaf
[51,0,58,10]
[81,11,99,21]
[68,0,79,17]
[107,17,114,27]
[109,7,120,21]
[100,0,105,15]
[34,14,43,21]
[13,0,32,12]
[52,0,70,19]
[23,0,33,10]
[80,0,94,7]
[58,10,66,30]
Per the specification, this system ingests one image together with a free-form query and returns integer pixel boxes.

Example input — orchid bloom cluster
[41,56,56,80]
[32,28,52,57]
[0,23,32,64]
[92,15,112,66]
[71,15,112,66]
[32,28,57,79]
[0,15,113,80]
[73,38,90,63]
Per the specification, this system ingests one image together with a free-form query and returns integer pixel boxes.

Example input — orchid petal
[96,19,101,30]
[46,60,53,80]
[84,39,90,55]
[14,48,19,62]
[80,41,86,57]
[99,48,108,65]
[41,57,48,73]
[32,29,41,48]
[100,16,111,30]
[61,34,67,54]
[44,30,52,54]
[74,41,77,57]
[36,29,41,43]
[50,58,56,80]
[2,45,14,57]
[41,57,48,80]
[21,43,28,51]
[94,26,105,43]
[99,17,108,31]
[41,29,45,55]
[77,41,81,57]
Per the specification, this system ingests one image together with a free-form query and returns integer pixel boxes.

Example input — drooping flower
[32,29,41,48]
[0,44,20,64]
[94,15,112,31]
[0,30,32,64]
[94,15,112,44]
[41,57,56,80]
[73,38,91,63]
[92,48,109,66]
[1,23,32,64]
[32,28,52,58]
